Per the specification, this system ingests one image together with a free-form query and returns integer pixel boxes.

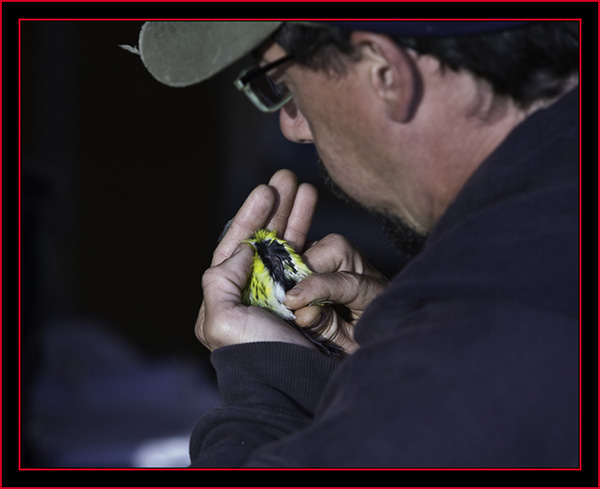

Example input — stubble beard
[317,157,429,259]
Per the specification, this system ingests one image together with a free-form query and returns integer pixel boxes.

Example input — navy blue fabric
[320,21,530,37]
[189,88,580,467]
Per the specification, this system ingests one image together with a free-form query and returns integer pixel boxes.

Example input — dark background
[13,3,595,478]
[19,19,406,467]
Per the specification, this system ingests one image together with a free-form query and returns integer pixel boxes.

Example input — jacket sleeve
[188,341,339,467]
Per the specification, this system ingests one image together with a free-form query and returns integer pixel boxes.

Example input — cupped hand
[195,169,322,352]
[285,233,390,354]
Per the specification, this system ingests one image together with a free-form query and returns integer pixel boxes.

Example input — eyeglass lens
[247,70,290,108]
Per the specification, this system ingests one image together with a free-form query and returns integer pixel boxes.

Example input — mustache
[316,156,428,259]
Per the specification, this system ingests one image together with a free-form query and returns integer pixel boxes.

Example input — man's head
[138,21,579,256]
[271,22,579,110]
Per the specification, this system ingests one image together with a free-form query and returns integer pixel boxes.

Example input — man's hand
[285,234,390,354]
[195,169,389,356]
[195,169,322,352]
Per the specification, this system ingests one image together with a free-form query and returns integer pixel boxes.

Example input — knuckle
[337,272,363,302]
[323,234,360,270]
[194,323,204,342]
[194,304,206,341]
[201,266,219,289]
[323,233,351,250]
[338,270,360,289]
[211,249,226,265]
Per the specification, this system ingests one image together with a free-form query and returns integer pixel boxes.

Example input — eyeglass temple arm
[238,54,294,86]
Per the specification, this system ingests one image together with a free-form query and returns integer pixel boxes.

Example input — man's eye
[266,75,290,97]
[272,80,290,98]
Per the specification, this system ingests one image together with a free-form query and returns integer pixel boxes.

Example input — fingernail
[286,285,303,297]
[307,313,323,329]
[308,307,334,330]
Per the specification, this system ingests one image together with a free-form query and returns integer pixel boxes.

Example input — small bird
[241,228,344,359]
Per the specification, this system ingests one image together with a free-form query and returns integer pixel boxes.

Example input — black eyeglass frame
[234,54,295,113]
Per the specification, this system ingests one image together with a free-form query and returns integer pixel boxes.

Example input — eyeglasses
[234,54,294,113]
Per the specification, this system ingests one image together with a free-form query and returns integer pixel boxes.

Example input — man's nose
[279,100,313,144]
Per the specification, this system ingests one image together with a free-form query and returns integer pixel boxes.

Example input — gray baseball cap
[138,21,282,87]
[136,21,529,87]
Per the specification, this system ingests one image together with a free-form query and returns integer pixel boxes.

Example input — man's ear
[350,31,421,122]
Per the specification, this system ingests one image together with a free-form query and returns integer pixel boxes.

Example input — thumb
[286,272,386,311]
[202,243,254,305]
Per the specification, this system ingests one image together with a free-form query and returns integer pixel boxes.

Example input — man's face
[316,158,427,257]
[260,42,428,256]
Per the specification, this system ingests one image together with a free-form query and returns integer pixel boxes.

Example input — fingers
[212,185,277,266]
[302,234,359,273]
[214,169,317,265]
[293,305,359,355]
[203,244,254,313]
[198,236,326,353]
[302,234,366,274]
[266,169,299,234]
[283,183,318,251]
[293,304,326,329]
[303,234,388,282]
[286,271,388,312]
[267,170,318,251]
[196,244,254,349]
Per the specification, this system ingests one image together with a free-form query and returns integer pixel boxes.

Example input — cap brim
[139,21,283,87]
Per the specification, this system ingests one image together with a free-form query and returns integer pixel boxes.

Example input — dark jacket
[189,89,580,467]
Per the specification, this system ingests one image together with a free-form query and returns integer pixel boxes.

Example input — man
[137,21,579,467]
